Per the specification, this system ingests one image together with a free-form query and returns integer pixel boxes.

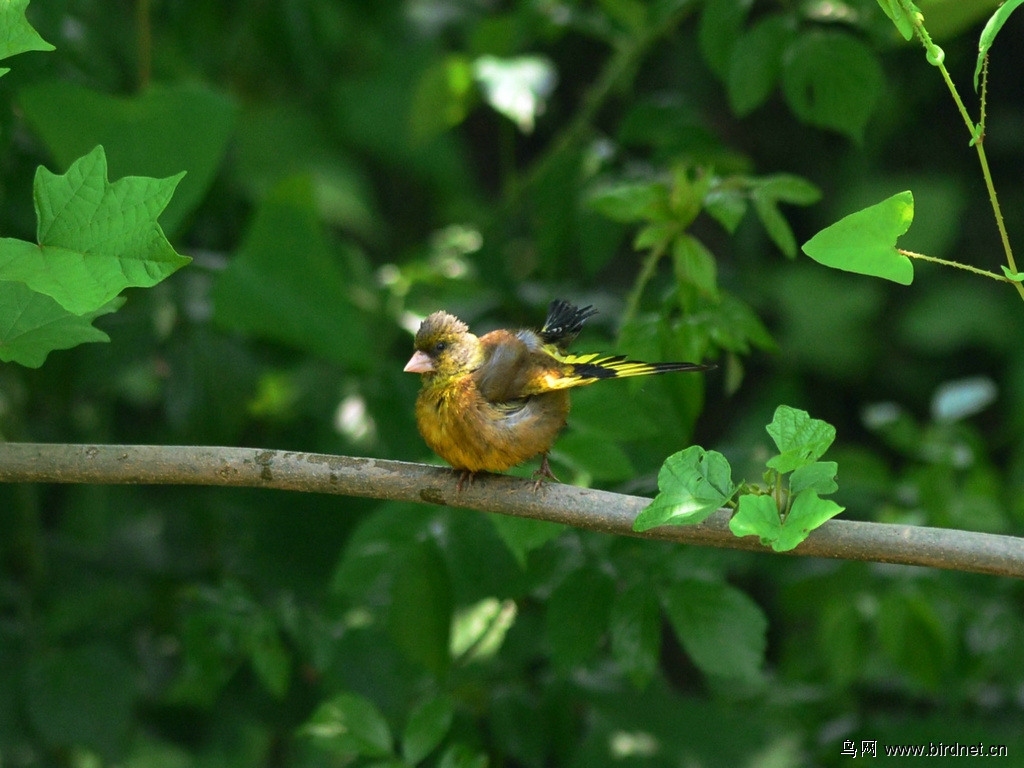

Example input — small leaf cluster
[637,406,844,552]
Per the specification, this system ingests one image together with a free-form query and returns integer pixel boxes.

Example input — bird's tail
[563,353,714,382]
[538,299,598,351]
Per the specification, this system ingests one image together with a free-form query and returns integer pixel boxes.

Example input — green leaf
[388,540,453,678]
[0,282,123,367]
[727,14,793,116]
[789,461,839,496]
[975,0,1024,90]
[490,515,565,568]
[704,187,747,234]
[586,180,669,223]
[243,614,291,699]
[610,584,662,689]
[756,173,822,206]
[402,695,454,765]
[301,692,394,759]
[750,175,821,258]
[877,591,953,689]
[774,490,844,551]
[875,0,917,41]
[1001,264,1024,282]
[752,190,797,257]
[450,598,516,662]
[0,146,188,315]
[662,580,767,681]
[698,0,755,80]
[633,446,737,531]
[26,644,135,758]
[18,81,237,235]
[410,54,475,145]
[546,567,614,669]
[781,31,883,143]
[0,0,54,78]
[212,175,372,369]
[554,428,636,482]
[439,744,489,768]
[728,494,781,545]
[766,405,836,473]
[672,234,719,298]
[801,191,915,285]
[598,0,648,33]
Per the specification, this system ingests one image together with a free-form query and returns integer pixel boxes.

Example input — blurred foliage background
[3,0,1024,765]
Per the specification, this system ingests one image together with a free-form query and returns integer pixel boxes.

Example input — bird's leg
[456,469,476,492]
[531,454,560,491]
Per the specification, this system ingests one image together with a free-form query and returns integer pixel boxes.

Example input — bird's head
[404,310,483,379]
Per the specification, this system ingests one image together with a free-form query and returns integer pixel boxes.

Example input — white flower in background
[472,55,557,133]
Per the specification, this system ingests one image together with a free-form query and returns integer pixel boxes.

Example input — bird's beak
[404,350,434,373]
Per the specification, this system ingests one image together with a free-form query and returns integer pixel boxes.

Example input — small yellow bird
[404,299,713,488]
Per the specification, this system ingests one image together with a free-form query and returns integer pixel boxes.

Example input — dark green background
[2,0,1024,765]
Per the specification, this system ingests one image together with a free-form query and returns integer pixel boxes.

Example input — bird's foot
[531,455,560,491]
[456,470,476,492]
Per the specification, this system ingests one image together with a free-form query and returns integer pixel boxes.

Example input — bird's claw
[455,470,476,492]
[531,455,559,491]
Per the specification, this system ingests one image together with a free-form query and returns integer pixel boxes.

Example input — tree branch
[1,443,1022,579]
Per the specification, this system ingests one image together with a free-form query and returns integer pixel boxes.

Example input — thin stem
[136,0,151,90]
[898,249,1012,281]
[900,0,1024,301]
[505,3,697,210]
[622,236,670,327]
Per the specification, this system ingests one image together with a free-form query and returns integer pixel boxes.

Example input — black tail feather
[539,299,598,350]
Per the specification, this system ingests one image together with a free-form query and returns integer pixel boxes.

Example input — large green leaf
[546,567,615,669]
[781,31,883,143]
[0,145,188,315]
[301,691,394,759]
[26,644,135,758]
[18,81,236,235]
[633,445,737,531]
[727,14,793,116]
[402,695,455,765]
[388,540,453,678]
[212,175,372,369]
[0,282,123,367]
[0,0,54,77]
[662,580,767,681]
[610,584,661,689]
[801,191,914,284]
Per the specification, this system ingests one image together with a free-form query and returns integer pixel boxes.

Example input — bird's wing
[473,330,536,402]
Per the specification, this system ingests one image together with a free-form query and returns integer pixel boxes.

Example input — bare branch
[1,442,1022,579]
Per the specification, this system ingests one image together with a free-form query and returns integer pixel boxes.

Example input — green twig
[898,249,1012,281]
[136,0,151,90]
[900,0,1024,301]
[622,236,669,327]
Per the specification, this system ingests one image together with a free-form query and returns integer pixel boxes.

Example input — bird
[404,299,714,490]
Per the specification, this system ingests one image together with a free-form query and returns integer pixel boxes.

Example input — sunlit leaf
[801,191,914,284]
[0,146,188,315]
[766,405,836,473]
[634,446,737,531]
[975,0,1024,90]
[0,0,54,78]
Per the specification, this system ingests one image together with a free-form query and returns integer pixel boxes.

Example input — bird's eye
[433,341,447,354]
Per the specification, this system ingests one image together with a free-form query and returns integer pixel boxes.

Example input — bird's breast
[415,382,570,472]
